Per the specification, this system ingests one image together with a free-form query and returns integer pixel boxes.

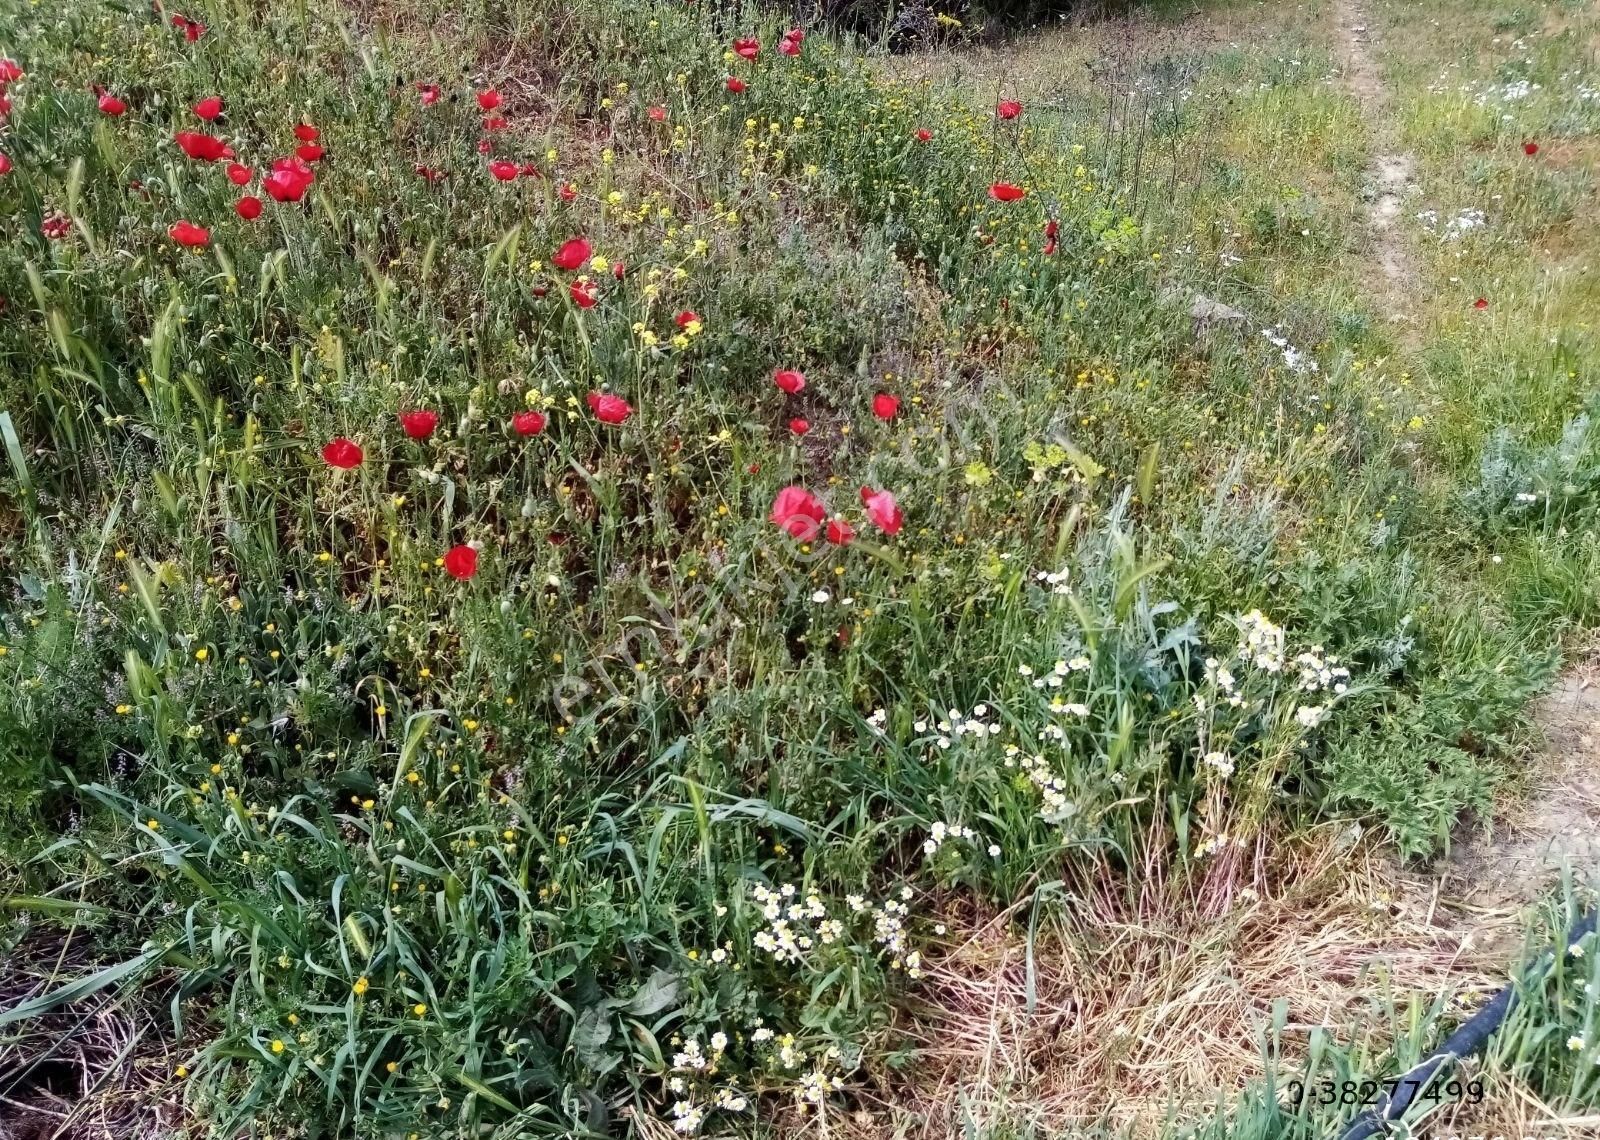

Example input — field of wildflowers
[2,0,1600,1134]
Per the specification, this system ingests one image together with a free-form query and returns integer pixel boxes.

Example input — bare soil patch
[1333,0,1419,331]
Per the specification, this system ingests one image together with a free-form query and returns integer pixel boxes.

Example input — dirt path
[1333,0,1418,332]
[1435,665,1600,927]
[1332,0,1600,918]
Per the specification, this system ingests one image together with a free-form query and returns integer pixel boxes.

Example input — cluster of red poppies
[724,28,805,91]
[167,10,206,42]
[769,484,902,545]
[0,58,24,175]
[548,236,622,310]
[132,95,318,247]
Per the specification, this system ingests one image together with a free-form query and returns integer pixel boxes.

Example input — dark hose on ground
[1336,908,1597,1139]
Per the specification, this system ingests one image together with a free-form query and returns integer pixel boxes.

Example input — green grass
[2,0,1599,1134]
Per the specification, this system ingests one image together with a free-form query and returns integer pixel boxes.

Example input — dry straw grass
[0,933,183,1140]
[833,827,1511,1139]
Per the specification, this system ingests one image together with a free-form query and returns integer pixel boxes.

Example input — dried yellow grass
[839,827,1512,1138]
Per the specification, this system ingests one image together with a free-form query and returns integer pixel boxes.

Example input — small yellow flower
[194,648,209,662]
[270,1039,286,1054]
[353,976,369,996]
[175,1065,189,1078]
[386,1061,398,1073]
[146,819,160,831]
[413,1003,427,1017]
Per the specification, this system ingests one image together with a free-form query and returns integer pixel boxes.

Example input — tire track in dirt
[1333,0,1417,334]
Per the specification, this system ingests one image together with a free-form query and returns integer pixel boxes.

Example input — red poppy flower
[98,94,127,116]
[1473,297,1488,310]
[489,160,520,181]
[988,183,1026,202]
[0,153,10,177]
[559,181,577,201]
[997,100,1022,120]
[826,517,855,545]
[872,392,900,420]
[235,195,262,219]
[648,106,667,122]
[788,417,809,435]
[1523,141,1539,156]
[477,89,501,111]
[512,410,547,436]
[552,237,591,270]
[914,127,932,142]
[0,94,10,117]
[400,409,439,440]
[172,15,205,41]
[168,220,210,249]
[726,76,746,94]
[733,36,760,60]
[769,486,826,541]
[294,123,320,142]
[296,143,324,162]
[193,96,223,121]
[41,213,71,239]
[773,369,806,395]
[860,487,903,535]
[264,156,315,202]
[443,544,478,580]
[418,83,441,106]
[415,164,445,182]
[675,310,700,329]
[175,131,234,161]
[778,35,801,56]
[587,392,632,424]
[1043,217,1059,255]
[0,61,22,83]
[611,261,626,280]
[570,278,599,308]
[226,161,253,185]
[321,438,363,468]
